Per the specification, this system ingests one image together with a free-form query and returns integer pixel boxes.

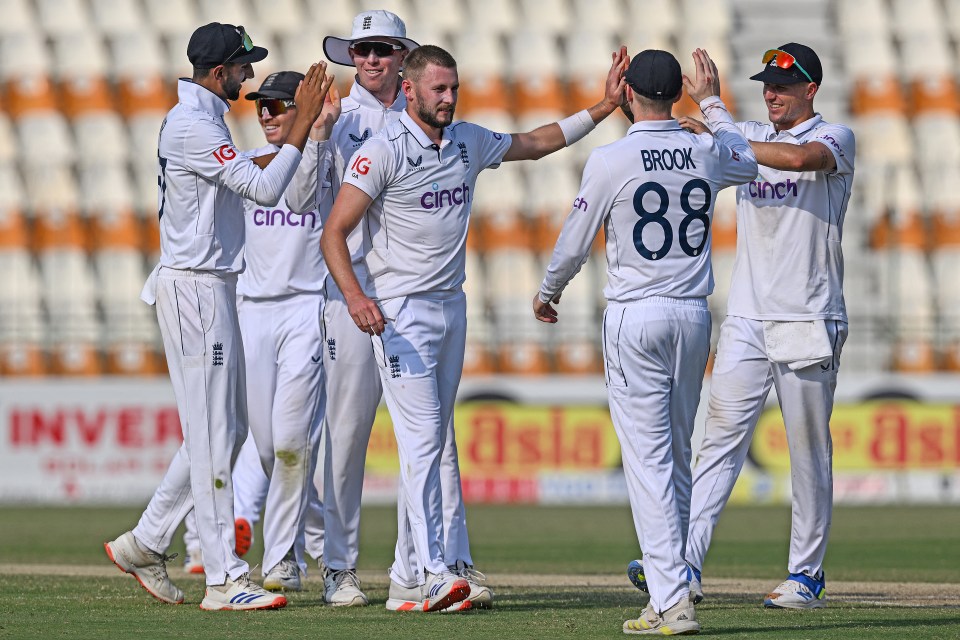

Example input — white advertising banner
[0,379,182,503]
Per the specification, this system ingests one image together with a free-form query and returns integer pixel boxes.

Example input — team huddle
[102,9,854,636]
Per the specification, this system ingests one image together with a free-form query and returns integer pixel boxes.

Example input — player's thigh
[708,316,774,409]
[273,296,326,448]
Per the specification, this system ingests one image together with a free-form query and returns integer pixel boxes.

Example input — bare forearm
[320,230,364,299]
[750,140,834,172]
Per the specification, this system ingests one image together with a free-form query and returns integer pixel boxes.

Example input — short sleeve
[341,138,395,200]
[812,124,855,176]
[466,123,512,170]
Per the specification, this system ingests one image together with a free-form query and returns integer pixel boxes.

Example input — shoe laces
[272,559,299,579]
[331,569,361,590]
[458,566,487,584]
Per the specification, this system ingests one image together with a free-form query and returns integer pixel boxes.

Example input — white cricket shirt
[287,78,407,280]
[342,110,512,301]
[237,143,329,298]
[539,100,757,304]
[711,107,856,321]
[156,79,302,273]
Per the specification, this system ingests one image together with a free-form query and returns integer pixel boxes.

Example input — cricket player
[535,49,756,635]
[321,43,629,612]
[235,70,339,592]
[103,23,332,610]
[286,10,478,609]
[631,43,854,610]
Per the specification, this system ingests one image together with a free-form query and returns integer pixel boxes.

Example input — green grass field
[1,505,959,639]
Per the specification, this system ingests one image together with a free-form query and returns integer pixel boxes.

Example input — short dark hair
[402,44,457,82]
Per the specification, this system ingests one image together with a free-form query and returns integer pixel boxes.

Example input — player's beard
[415,89,455,129]
[223,75,243,101]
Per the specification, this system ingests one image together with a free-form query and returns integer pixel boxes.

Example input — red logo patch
[213,145,237,165]
[351,155,371,176]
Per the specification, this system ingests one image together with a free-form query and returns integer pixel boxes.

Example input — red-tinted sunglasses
[761,49,814,83]
[256,98,296,117]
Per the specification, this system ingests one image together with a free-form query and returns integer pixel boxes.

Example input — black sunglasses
[222,25,254,65]
[350,41,403,57]
[256,98,296,117]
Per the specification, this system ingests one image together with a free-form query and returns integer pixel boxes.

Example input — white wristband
[557,109,595,146]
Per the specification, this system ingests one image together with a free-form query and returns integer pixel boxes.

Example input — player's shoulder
[738,120,771,138]
[810,118,855,140]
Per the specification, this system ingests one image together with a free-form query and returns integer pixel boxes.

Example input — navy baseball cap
[245,71,303,101]
[750,43,823,85]
[187,22,268,68]
[624,50,682,100]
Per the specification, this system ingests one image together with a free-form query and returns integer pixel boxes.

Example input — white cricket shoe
[324,568,368,607]
[183,547,204,575]
[441,561,493,612]
[200,573,288,611]
[763,572,826,609]
[104,531,184,604]
[623,599,700,635]
[385,570,470,612]
[263,559,302,592]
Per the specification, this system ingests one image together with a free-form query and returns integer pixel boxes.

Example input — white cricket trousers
[133,268,248,586]
[238,293,326,576]
[318,278,381,570]
[685,315,847,579]
[375,291,469,586]
[321,279,472,573]
[604,296,711,614]
[183,433,268,552]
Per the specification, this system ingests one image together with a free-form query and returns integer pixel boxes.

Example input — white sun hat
[323,10,420,66]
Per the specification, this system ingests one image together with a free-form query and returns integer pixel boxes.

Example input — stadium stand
[0,0,955,375]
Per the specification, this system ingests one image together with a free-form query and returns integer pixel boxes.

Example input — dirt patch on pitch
[3,564,957,608]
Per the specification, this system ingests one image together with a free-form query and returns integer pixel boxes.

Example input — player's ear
[805,82,818,101]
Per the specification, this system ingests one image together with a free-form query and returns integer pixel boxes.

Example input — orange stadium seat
[508,30,568,115]
[451,31,511,117]
[497,339,552,376]
[850,77,908,116]
[910,76,960,115]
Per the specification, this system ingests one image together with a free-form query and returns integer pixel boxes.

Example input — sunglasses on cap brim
[256,99,296,116]
[761,49,814,83]
[349,41,403,57]
[223,25,255,65]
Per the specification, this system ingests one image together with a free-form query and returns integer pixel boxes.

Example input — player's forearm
[286,140,328,213]
[242,145,302,206]
[320,229,365,299]
[750,141,832,172]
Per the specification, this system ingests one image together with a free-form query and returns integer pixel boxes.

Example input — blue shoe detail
[788,571,826,599]
[627,559,647,593]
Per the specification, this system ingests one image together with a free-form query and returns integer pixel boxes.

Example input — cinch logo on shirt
[420,182,471,210]
[573,197,588,212]
[253,209,319,228]
[817,134,845,157]
[748,178,799,200]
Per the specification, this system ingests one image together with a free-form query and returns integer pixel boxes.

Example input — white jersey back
[342,110,512,301]
[726,115,855,321]
[540,102,757,303]
[237,144,327,298]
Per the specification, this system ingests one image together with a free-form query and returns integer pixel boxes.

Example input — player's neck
[407,110,444,145]
[194,76,230,103]
[773,107,816,132]
[365,80,401,109]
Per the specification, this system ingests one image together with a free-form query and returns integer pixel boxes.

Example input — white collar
[177,78,230,116]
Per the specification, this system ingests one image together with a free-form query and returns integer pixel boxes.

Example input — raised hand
[601,45,630,115]
[678,116,710,135]
[682,48,721,105]
[295,61,335,123]
[311,84,342,141]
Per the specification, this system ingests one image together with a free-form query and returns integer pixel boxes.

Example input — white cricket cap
[323,10,420,67]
